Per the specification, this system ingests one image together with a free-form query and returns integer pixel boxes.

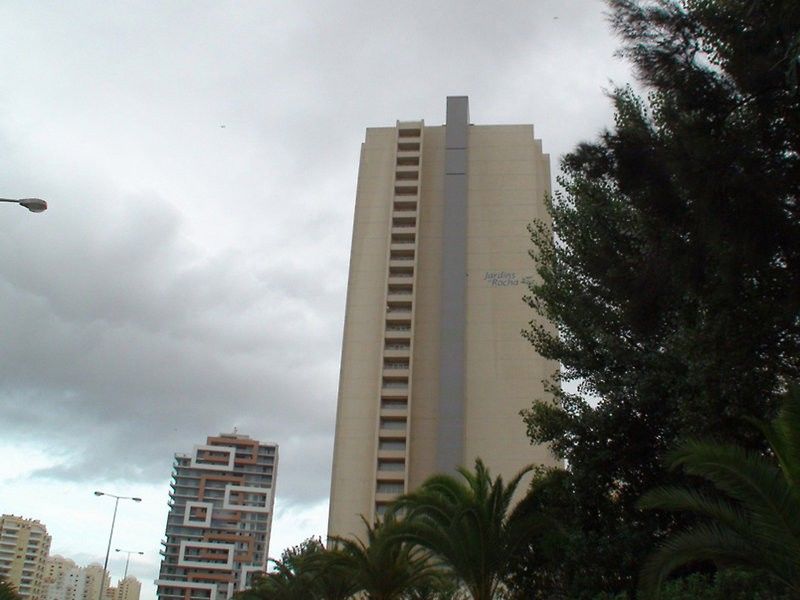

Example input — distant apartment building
[105,577,140,600]
[43,557,110,600]
[43,556,78,600]
[155,433,278,600]
[0,515,52,600]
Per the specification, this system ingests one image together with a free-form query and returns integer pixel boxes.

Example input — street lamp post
[94,492,141,600]
[0,198,47,213]
[114,549,144,579]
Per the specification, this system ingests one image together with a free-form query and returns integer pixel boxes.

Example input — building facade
[106,577,141,600]
[155,433,278,600]
[44,558,110,600]
[0,515,52,600]
[328,97,560,539]
[43,556,79,600]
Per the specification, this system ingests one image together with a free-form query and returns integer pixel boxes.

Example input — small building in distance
[44,557,110,600]
[155,433,278,600]
[0,515,52,600]
[105,577,141,600]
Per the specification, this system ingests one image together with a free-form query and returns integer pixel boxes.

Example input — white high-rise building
[155,433,278,600]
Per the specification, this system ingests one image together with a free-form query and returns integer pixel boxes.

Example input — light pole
[0,198,47,213]
[94,492,141,600]
[114,549,144,579]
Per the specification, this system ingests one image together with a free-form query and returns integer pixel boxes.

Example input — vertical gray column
[437,96,469,473]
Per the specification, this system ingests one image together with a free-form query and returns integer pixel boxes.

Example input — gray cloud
[0,181,342,500]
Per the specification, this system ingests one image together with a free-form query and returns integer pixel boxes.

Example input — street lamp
[114,549,144,579]
[94,492,141,600]
[0,198,47,213]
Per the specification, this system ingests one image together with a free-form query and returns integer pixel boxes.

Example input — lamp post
[114,549,144,579]
[0,198,47,213]
[94,492,141,600]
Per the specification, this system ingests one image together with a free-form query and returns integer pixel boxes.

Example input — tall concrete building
[328,97,560,538]
[155,433,278,600]
[0,515,52,600]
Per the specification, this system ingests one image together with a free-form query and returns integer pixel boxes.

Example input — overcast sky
[0,2,631,599]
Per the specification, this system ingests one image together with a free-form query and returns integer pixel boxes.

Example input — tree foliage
[0,579,21,600]
[595,569,789,600]
[326,515,445,600]
[392,459,546,600]
[638,386,800,598]
[521,0,800,595]
[237,537,356,600]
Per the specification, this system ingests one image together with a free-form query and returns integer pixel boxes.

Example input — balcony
[377,446,406,460]
[375,490,403,503]
[391,216,416,228]
[393,200,417,213]
[380,403,408,419]
[396,155,420,167]
[397,142,420,152]
[381,388,408,401]
[394,184,418,196]
[386,301,412,314]
[383,366,409,379]
[379,416,407,437]
[389,265,415,278]
[389,247,415,259]
[375,468,405,482]
[395,170,418,181]
[397,127,421,138]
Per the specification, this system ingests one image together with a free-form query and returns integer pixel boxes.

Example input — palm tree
[238,537,355,600]
[391,458,544,600]
[326,514,446,600]
[638,385,800,599]
[237,559,313,600]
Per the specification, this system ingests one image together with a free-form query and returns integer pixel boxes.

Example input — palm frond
[640,387,800,598]
[638,523,762,600]
[392,458,544,600]
[666,440,800,551]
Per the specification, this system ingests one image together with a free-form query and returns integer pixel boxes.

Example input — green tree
[521,0,800,595]
[594,570,789,600]
[326,514,444,600]
[0,579,21,600]
[504,469,576,599]
[638,386,800,598]
[237,537,355,600]
[392,459,545,600]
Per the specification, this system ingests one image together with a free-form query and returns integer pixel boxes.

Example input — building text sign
[482,272,534,287]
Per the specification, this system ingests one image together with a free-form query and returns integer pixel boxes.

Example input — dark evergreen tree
[0,579,21,600]
[520,0,800,596]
